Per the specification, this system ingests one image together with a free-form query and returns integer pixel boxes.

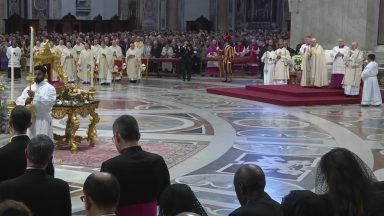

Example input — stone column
[217,0,228,32]
[51,0,61,19]
[377,0,384,45]
[167,0,179,30]
[0,0,5,33]
[119,0,129,20]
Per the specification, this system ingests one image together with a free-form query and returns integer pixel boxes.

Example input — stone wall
[291,0,380,51]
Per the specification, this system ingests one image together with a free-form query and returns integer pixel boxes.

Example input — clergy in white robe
[61,42,77,82]
[330,38,350,88]
[361,54,382,106]
[261,47,276,85]
[342,42,364,96]
[126,43,140,82]
[78,43,93,84]
[273,45,291,84]
[161,44,174,72]
[300,38,328,87]
[299,36,312,56]
[33,41,41,55]
[55,39,66,56]
[96,41,112,84]
[73,40,84,61]
[16,65,56,138]
[110,40,123,59]
[91,39,101,60]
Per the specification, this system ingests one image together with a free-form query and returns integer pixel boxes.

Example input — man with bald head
[82,172,120,216]
[230,164,281,216]
[331,38,350,88]
[342,41,364,96]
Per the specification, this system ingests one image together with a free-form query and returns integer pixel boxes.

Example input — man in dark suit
[230,164,281,216]
[150,40,163,74]
[0,135,71,216]
[101,115,170,216]
[0,105,54,183]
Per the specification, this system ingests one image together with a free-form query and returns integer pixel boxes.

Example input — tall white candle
[30,27,34,75]
[10,48,14,101]
[90,64,94,88]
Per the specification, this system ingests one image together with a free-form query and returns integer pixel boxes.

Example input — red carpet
[207,84,384,106]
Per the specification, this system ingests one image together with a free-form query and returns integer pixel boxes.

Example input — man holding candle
[7,39,21,80]
[16,65,56,138]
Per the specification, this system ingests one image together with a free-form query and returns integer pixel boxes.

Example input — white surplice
[331,46,350,75]
[361,61,382,106]
[16,81,57,138]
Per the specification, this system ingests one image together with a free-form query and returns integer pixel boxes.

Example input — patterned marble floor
[1,75,384,215]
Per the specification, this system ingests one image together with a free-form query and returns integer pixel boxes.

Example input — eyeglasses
[80,195,85,202]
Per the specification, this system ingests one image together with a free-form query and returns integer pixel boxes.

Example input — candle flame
[30,26,33,31]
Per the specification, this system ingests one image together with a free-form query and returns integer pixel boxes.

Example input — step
[245,84,344,97]
[207,88,361,106]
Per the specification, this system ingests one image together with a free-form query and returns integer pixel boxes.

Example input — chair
[141,58,149,78]
[112,58,125,89]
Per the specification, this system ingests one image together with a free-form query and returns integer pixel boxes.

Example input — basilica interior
[0,0,384,216]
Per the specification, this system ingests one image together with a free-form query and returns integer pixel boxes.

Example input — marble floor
[1,75,384,215]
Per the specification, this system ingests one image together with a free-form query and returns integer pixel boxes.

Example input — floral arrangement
[55,84,94,106]
[292,55,302,71]
[141,64,146,72]
[0,81,9,134]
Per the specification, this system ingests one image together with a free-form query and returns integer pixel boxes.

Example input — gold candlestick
[7,100,16,114]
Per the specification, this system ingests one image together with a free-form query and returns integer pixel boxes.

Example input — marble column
[217,0,228,32]
[291,0,380,51]
[167,0,179,30]
[0,0,5,33]
[378,0,384,44]
[51,0,61,19]
[119,0,129,20]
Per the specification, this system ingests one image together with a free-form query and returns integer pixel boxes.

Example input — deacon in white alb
[361,54,382,106]
[16,65,56,138]
[273,40,291,84]
[261,45,276,85]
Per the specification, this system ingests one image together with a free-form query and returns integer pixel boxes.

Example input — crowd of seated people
[0,29,291,81]
[1,106,383,216]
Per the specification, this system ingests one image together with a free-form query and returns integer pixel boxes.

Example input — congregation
[0,105,384,216]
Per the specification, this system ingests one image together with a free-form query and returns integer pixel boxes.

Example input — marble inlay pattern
[1,76,383,216]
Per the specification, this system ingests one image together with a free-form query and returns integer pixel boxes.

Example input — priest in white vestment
[110,40,123,59]
[161,43,174,72]
[273,41,291,84]
[91,39,101,60]
[55,39,66,56]
[126,43,140,83]
[330,38,350,88]
[97,41,112,85]
[300,38,328,87]
[73,39,84,61]
[261,46,276,85]
[61,42,77,82]
[361,54,382,106]
[16,65,56,138]
[33,40,41,55]
[342,42,364,96]
[78,43,93,84]
[299,36,312,56]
